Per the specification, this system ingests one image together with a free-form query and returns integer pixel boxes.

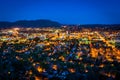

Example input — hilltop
[0,20,61,28]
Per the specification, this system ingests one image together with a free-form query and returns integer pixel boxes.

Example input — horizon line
[0,19,120,25]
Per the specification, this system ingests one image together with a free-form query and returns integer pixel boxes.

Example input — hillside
[0,20,61,28]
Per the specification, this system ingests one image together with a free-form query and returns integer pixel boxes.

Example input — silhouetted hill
[0,20,120,30]
[66,24,120,30]
[0,22,12,28]
[79,24,120,30]
[0,20,61,28]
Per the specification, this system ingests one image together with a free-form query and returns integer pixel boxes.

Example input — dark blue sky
[0,0,120,24]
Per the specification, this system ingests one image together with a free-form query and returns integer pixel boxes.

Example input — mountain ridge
[0,19,61,28]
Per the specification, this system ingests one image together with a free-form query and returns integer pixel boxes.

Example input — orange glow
[59,56,65,61]
[29,70,32,75]
[99,64,105,68]
[35,76,42,80]
[52,65,58,70]
[69,68,75,73]
[37,66,43,73]
[13,28,20,31]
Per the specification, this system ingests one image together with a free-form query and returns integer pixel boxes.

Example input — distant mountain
[66,24,120,30]
[0,20,120,29]
[79,24,120,30]
[0,20,61,28]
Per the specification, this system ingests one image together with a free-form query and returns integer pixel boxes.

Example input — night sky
[0,0,120,24]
